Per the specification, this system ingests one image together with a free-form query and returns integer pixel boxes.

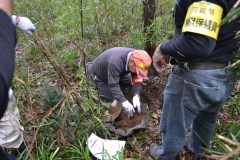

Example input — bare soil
[108,76,165,133]
[103,67,170,159]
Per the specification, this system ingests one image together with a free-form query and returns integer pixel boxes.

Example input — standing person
[87,47,152,118]
[0,0,17,159]
[150,0,239,159]
[0,14,35,158]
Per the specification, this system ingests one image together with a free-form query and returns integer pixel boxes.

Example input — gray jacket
[92,47,142,102]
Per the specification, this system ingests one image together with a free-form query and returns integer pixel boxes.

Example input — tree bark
[143,0,156,56]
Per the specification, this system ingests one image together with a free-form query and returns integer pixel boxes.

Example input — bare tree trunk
[143,0,156,56]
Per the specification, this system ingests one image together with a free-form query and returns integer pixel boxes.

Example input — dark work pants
[87,63,131,102]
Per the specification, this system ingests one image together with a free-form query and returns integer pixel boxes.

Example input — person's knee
[100,95,114,102]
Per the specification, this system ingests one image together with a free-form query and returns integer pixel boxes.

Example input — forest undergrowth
[12,1,240,159]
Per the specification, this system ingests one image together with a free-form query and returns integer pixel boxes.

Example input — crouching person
[87,47,152,118]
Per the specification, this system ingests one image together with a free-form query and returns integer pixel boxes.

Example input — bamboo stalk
[32,33,71,87]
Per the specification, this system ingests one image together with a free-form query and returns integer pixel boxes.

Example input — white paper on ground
[87,133,126,160]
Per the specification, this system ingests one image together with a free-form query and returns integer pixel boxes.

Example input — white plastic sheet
[87,133,125,160]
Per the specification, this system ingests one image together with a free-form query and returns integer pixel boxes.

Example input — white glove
[133,95,141,113]
[8,88,13,99]
[122,100,135,118]
[15,16,36,36]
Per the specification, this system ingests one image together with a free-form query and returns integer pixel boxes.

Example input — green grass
[12,0,240,159]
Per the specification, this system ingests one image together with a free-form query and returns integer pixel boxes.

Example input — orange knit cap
[132,50,152,79]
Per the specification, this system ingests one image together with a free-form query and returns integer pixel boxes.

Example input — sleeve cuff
[132,83,141,95]
[11,15,17,26]
[119,96,127,103]
[160,40,170,55]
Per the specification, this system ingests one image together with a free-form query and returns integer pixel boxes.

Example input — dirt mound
[105,97,150,136]
[115,102,148,130]
[105,76,165,137]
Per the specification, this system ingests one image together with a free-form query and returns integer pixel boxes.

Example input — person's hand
[153,44,170,73]
[132,95,141,113]
[122,100,135,118]
[17,16,36,36]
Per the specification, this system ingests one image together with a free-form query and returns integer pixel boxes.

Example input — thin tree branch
[217,134,240,146]
[220,146,240,160]
[32,33,71,87]
[229,59,240,68]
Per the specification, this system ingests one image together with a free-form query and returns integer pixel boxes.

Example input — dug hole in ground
[94,66,170,159]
